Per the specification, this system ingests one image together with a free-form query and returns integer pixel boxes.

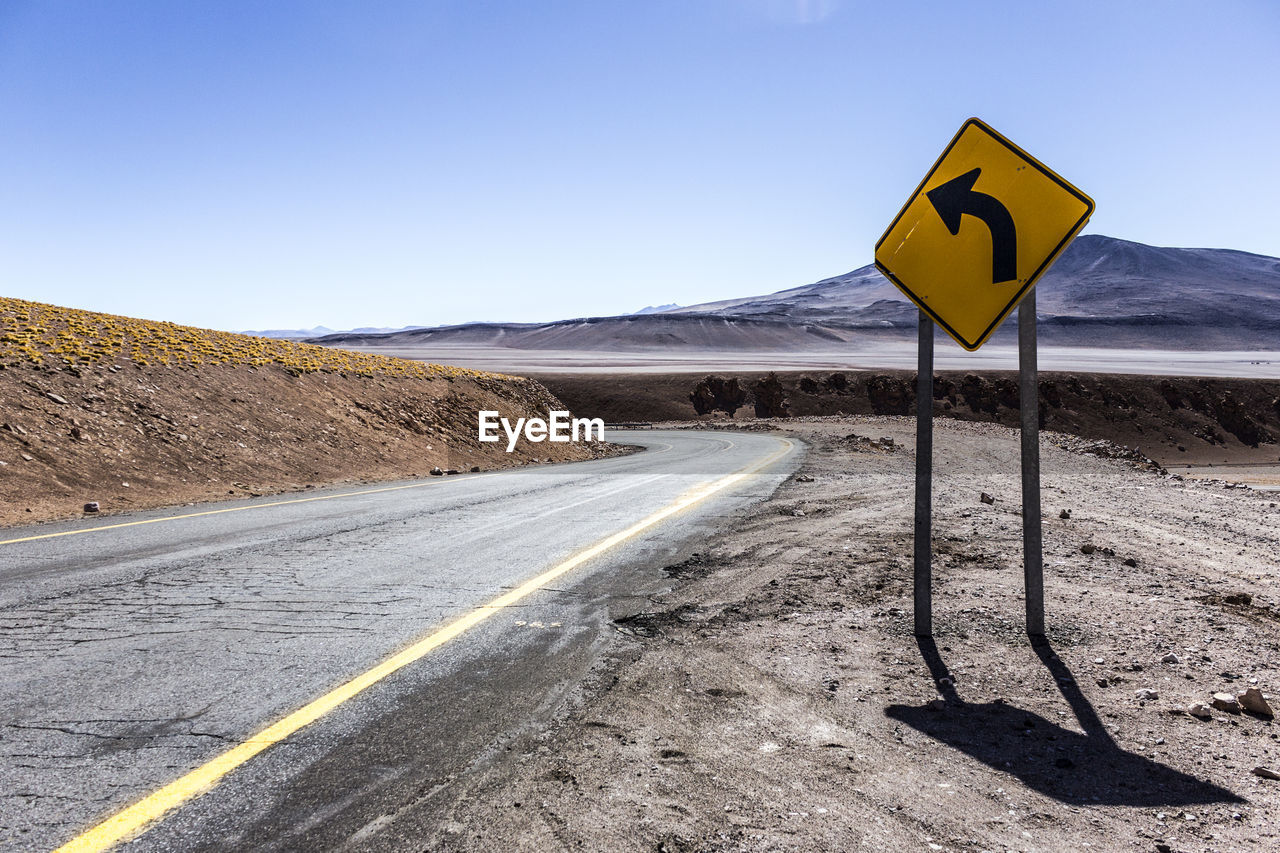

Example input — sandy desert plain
[342,344,1280,381]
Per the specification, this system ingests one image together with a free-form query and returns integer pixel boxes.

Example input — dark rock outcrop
[689,376,747,417]
[1212,392,1273,447]
[753,373,790,418]
[866,375,914,415]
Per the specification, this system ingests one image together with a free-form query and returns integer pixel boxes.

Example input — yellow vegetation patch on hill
[0,296,614,527]
[0,296,499,380]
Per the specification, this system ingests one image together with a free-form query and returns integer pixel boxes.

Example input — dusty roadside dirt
[423,418,1279,853]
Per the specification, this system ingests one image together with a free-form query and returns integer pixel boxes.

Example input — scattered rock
[1252,766,1280,781]
[1237,687,1274,718]
[444,468,461,475]
[795,474,814,483]
[980,492,995,505]
[928,698,946,711]
[1135,689,1159,701]
[791,509,805,517]
[1187,702,1213,719]
[1123,557,1138,568]
[470,466,481,472]
[83,502,99,513]
[429,467,444,476]
[1081,543,1096,554]
[1211,693,1241,713]
[46,392,69,405]
[1223,592,1253,606]
[1050,434,1168,474]
[1162,653,1181,664]
[1059,509,1071,519]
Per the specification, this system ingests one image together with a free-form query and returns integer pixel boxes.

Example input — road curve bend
[0,429,800,852]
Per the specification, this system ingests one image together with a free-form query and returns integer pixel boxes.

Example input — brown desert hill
[535,370,1280,468]
[0,297,605,529]
[309,235,1280,352]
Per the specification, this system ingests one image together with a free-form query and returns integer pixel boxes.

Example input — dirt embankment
[0,297,603,528]
[422,418,1280,853]
[537,371,1280,467]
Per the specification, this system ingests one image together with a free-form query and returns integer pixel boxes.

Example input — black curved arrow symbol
[926,167,1018,284]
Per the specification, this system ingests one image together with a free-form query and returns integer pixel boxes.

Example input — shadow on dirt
[885,637,1244,807]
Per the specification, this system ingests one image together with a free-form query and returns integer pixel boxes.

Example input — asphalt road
[0,429,801,852]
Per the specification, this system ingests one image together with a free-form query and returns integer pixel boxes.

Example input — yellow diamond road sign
[874,117,1095,351]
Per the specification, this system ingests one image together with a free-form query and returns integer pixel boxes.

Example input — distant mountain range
[631,303,682,315]
[309,236,1280,351]
[245,325,426,340]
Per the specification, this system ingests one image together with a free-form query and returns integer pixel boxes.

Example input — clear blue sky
[1,1,1276,331]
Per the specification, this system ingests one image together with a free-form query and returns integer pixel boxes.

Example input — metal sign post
[1019,291,1045,636]
[875,117,1094,639]
[914,312,934,637]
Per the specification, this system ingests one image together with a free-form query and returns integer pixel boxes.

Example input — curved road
[0,430,801,852]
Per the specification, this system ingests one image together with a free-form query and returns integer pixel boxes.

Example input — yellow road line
[54,437,794,853]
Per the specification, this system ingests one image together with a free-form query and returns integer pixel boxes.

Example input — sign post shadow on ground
[876,117,1094,638]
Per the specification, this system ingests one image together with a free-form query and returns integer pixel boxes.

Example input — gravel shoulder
[417,417,1279,853]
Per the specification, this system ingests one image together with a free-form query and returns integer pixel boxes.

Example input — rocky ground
[418,417,1279,853]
